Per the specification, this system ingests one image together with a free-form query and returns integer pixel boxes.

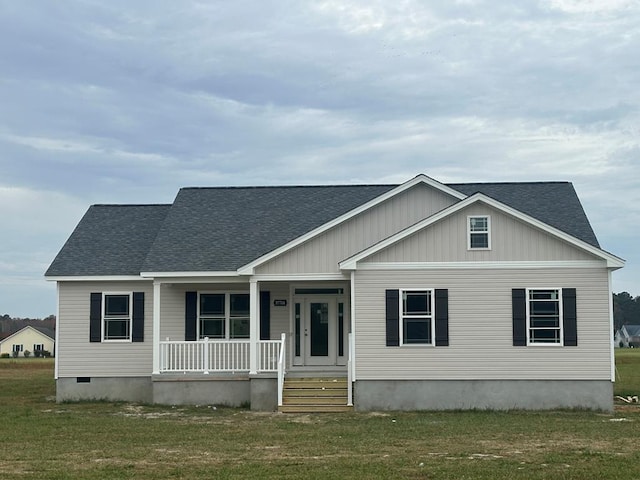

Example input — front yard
[1,355,639,479]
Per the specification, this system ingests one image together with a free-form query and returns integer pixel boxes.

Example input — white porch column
[350,271,356,380]
[152,280,161,375]
[249,279,259,374]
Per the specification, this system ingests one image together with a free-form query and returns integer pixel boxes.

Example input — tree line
[0,314,56,336]
[613,292,640,331]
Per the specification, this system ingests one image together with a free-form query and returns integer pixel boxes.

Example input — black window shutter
[132,292,144,342]
[512,289,527,346]
[434,289,449,346]
[90,293,102,343]
[185,291,197,341]
[385,289,400,347]
[260,291,271,340]
[563,288,577,346]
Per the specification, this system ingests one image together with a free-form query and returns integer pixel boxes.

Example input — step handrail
[277,332,286,407]
[347,332,353,406]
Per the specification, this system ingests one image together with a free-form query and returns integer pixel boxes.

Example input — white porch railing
[159,337,282,374]
[277,333,286,407]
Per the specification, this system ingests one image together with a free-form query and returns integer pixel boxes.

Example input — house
[0,326,55,357]
[45,175,624,412]
[615,325,640,348]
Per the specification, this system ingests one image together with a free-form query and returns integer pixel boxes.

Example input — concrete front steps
[279,377,353,413]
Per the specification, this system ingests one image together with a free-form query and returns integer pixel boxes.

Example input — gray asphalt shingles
[45,180,602,276]
[45,204,171,276]
[141,185,395,272]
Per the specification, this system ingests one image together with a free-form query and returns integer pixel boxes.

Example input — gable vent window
[468,216,490,250]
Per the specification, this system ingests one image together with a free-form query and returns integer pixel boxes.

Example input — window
[527,289,562,345]
[199,293,250,339]
[401,289,433,345]
[230,294,250,338]
[33,344,44,351]
[13,344,23,353]
[90,292,144,343]
[103,293,132,341]
[468,216,490,249]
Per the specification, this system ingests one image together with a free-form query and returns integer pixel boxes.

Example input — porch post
[152,280,161,374]
[249,279,259,374]
[350,271,356,380]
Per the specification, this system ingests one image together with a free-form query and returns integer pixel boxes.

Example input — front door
[292,296,347,366]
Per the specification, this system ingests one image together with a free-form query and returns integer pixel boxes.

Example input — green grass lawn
[614,348,640,396]
[1,356,640,479]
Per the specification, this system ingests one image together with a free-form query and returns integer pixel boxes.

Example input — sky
[0,0,638,318]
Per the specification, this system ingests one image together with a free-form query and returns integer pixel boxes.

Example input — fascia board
[45,275,148,282]
[237,175,468,275]
[140,271,240,278]
[340,193,625,270]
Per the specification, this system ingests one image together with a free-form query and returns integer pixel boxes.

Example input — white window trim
[399,288,435,347]
[467,215,491,250]
[526,287,564,347]
[102,292,133,343]
[197,291,250,340]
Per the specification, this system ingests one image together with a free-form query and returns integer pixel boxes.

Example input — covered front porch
[148,277,354,409]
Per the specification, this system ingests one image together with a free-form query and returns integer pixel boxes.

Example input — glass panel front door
[310,302,329,356]
[292,294,349,367]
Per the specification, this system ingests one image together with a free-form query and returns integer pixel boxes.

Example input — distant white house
[615,325,640,348]
[0,326,55,357]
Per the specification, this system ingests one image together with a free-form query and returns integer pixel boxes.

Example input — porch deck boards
[279,377,353,413]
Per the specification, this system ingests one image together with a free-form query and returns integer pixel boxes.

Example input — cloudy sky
[1,0,638,318]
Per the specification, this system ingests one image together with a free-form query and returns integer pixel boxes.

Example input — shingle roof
[32,326,55,340]
[45,204,171,276]
[623,325,640,336]
[45,179,603,276]
[142,185,395,272]
[450,182,600,248]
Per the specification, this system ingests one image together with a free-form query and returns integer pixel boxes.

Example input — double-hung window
[527,289,562,345]
[468,216,490,249]
[103,293,132,341]
[401,289,433,345]
[199,293,250,339]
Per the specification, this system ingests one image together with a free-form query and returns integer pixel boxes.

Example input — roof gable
[0,325,54,344]
[237,175,465,274]
[450,182,600,248]
[340,193,624,270]
[623,325,640,336]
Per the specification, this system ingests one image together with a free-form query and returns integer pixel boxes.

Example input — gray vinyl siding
[57,281,154,377]
[256,184,458,274]
[261,282,291,340]
[365,204,597,263]
[354,267,612,380]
